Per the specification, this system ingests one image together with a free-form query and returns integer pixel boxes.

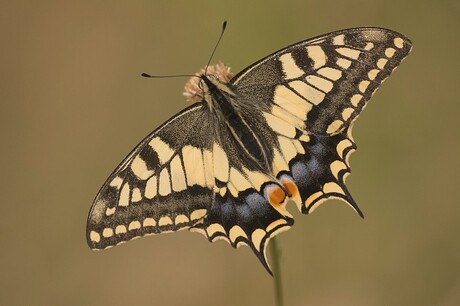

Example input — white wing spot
[330,160,347,180]
[128,220,141,231]
[118,183,130,207]
[364,42,374,50]
[332,34,345,45]
[90,231,101,243]
[102,228,114,238]
[175,214,189,225]
[131,155,154,180]
[317,67,342,80]
[305,191,324,211]
[202,149,214,187]
[323,182,345,195]
[109,176,123,189]
[336,58,352,69]
[170,155,187,192]
[385,47,396,58]
[251,229,266,251]
[299,134,310,142]
[158,168,171,196]
[115,225,127,234]
[394,37,404,48]
[368,69,380,80]
[219,187,227,197]
[212,143,229,183]
[350,94,363,107]
[182,145,206,187]
[190,209,207,221]
[229,225,247,243]
[206,223,226,237]
[149,137,174,164]
[131,188,142,202]
[308,195,328,214]
[305,45,327,69]
[342,108,354,121]
[105,207,115,216]
[144,175,157,199]
[326,120,344,134]
[377,58,388,69]
[336,47,361,60]
[279,53,304,79]
[266,219,288,232]
[359,80,370,93]
[158,216,173,227]
[336,138,353,159]
[143,218,156,227]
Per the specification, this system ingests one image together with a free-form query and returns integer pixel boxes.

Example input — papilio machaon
[86,27,412,274]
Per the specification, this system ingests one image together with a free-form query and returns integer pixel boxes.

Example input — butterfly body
[201,75,272,171]
[87,27,412,274]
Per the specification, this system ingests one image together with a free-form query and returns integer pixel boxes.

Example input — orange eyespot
[283,181,298,197]
[265,184,286,206]
[279,175,299,198]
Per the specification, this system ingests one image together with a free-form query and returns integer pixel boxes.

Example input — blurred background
[1,1,459,305]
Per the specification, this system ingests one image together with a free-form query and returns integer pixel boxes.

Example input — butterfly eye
[198,79,204,89]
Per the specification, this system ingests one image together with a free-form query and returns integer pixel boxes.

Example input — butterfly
[86,27,412,274]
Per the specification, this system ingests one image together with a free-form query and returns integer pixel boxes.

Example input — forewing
[231,27,411,214]
[232,27,412,135]
[87,103,215,249]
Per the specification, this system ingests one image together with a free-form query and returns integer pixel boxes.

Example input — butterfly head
[183,62,234,103]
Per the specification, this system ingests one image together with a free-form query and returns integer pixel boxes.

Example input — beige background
[1,1,459,305]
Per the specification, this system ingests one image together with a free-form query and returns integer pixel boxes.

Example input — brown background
[1,1,459,305]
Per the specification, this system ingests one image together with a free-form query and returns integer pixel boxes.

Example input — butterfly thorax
[201,75,271,171]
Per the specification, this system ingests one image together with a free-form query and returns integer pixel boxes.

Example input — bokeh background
[1,1,459,305]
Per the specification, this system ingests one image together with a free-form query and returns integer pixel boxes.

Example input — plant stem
[270,236,284,306]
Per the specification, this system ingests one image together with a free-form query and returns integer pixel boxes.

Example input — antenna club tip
[141,73,151,78]
[222,21,227,29]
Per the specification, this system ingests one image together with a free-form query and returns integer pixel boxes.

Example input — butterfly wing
[87,101,293,273]
[87,103,215,249]
[189,115,295,273]
[230,27,412,214]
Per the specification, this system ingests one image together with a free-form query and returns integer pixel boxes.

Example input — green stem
[270,236,284,306]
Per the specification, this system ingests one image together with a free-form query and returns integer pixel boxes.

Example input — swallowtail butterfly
[87,27,412,274]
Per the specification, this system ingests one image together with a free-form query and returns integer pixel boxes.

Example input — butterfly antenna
[141,73,197,79]
[204,21,227,76]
